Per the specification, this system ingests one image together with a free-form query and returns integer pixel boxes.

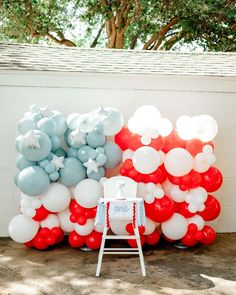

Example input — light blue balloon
[59,157,86,186]
[39,159,50,168]
[19,130,52,161]
[50,135,60,152]
[67,147,78,158]
[16,155,35,170]
[88,167,105,181]
[96,147,105,154]
[86,130,106,148]
[37,117,57,136]
[96,153,107,166]
[94,123,104,134]
[45,163,56,174]
[64,129,72,146]
[103,141,122,169]
[88,149,98,160]
[54,148,66,157]
[15,135,23,152]
[77,146,93,163]
[46,152,54,161]
[49,171,59,181]
[51,112,67,136]
[32,112,42,122]
[18,166,50,196]
[18,118,37,135]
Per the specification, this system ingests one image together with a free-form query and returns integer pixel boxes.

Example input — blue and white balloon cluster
[15,105,67,196]
[65,106,123,182]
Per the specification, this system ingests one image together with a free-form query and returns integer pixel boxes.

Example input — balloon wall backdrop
[9,104,222,250]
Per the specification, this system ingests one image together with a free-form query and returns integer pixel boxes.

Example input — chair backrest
[103,176,137,199]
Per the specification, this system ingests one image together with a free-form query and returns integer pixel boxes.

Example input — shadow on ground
[0,233,236,295]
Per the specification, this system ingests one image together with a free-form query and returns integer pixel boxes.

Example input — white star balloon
[51,155,65,170]
[70,129,86,146]
[83,159,99,174]
[23,130,40,148]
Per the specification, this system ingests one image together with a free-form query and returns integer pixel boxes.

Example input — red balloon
[85,231,102,250]
[199,195,221,221]
[47,235,56,246]
[195,230,204,241]
[126,223,134,234]
[24,239,34,248]
[175,202,195,218]
[185,139,204,156]
[201,167,223,192]
[40,227,50,237]
[77,216,87,226]
[51,227,62,239]
[114,126,131,151]
[146,231,160,246]
[128,235,146,248]
[145,165,167,184]
[33,205,49,222]
[33,235,48,250]
[201,226,216,245]
[139,226,145,235]
[149,136,164,151]
[168,174,181,185]
[145,196,175,223]
[120,167,128,176]
[188,170,202,189]
[70,214,77,223]
[181,233,197,247]
[162,130,186,153]
[123,159,133,170]
[69,199,79,212]
[85,208,96,219]
[68,231,85,248]
[188,223,198,233]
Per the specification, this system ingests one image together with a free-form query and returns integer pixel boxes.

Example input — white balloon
[110,219,130,235]
[159,118,173,137]
[145,193,155,204]
[31,198,42,209]
[20,198,32,208]
[143,218,156,235]
[133,146,160,174]
[188,215,205,230]
[188,203,198,213]
[193,115,218,142]
[122,149,134,162]
[25,207,36,218]
[41,214,60,229]
[9,214,39,243]
[66,113,80,130]
[170,185,188,203]
[74,218,94,236]
[94,223,104,233]
[193,155,211,173]
[164,148,193,177]
[146,182,156,192]
[203,144,213,154]
[41,183,71,213]
[176,116,196,140]
[74,179,102,208]
[57,208,74,233]
[101,107,124,136]
[162,179,175,196]
[154,188,165,199]
[161,213,188,240]
[190,187,207,202]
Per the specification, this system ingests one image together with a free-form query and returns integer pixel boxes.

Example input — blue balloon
[88,167,105,181]
[51,112,67,136]
[15,135,23,152]
[45,163,56,174]
[39,159,50,168]
[96,153,107,166]
[18,166,50,196]
[59,157,86,186]
[16,155,35,170]
[77,146,93,163]
[67,147,78,158]
[64,129,72,146]
[54,148,66,157]
[18,118,37,135]
[32,112,42,122]
[46,152,54,161]
[37,117,57,136]
[88,149,98,160]
[103,141,122,169]
[50,135,60,152]
[86,131,106,148]
[19,130,52,161]
[49,171,60,181]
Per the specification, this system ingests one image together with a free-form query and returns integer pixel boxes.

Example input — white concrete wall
[0,70,235,236]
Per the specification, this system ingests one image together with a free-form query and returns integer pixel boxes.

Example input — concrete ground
[0,234,236,295]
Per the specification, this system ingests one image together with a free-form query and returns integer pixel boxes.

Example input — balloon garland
[9,104,222,250]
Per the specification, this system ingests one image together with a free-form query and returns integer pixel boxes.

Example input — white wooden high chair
[95,176,146,277]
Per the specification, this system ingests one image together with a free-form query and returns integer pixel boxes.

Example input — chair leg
[134,226,146,277]
[96,226,107,277]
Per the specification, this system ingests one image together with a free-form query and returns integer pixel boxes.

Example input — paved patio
[0,233,236,295]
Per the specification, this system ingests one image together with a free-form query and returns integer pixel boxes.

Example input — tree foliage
[0,0,235,51]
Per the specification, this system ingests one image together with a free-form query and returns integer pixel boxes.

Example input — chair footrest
[104,251,139,255]
[105,235,137,240]
[104,248,139,251]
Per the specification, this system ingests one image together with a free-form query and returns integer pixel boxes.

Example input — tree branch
[143,16,178,50]
[90,23,105,47]
[46,33,76,47]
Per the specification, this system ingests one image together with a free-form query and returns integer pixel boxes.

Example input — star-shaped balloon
[51,154,65,170]
[83,159,99,174]
[70,129,86,146]
[40,106,53,117]
[24,130,40,148]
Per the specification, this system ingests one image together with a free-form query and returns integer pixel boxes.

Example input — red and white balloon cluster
[115,105,222,247]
